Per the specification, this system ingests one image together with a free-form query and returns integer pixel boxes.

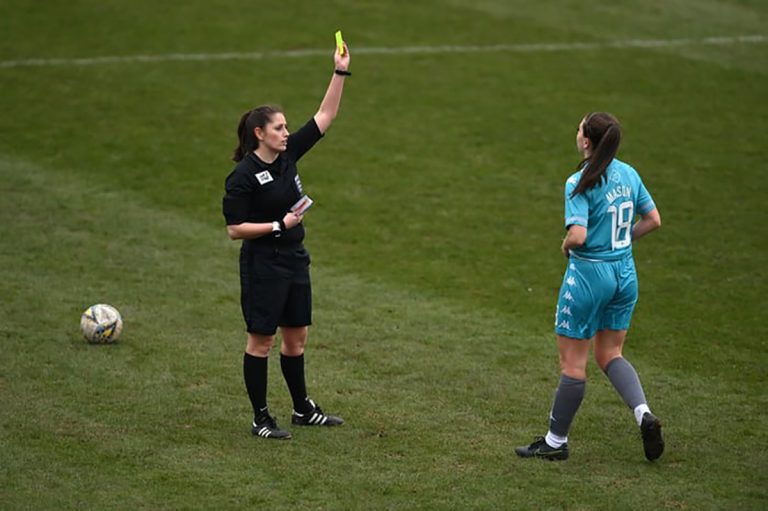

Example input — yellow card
[335,30,345,56]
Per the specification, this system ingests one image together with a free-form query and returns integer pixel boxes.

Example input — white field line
[1,35,765,69]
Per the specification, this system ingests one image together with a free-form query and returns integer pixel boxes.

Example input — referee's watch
[271,221,282,237]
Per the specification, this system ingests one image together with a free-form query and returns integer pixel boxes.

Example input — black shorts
[239,246,312,335]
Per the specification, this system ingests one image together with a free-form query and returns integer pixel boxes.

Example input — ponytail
[231,104,283,162]
[571,112,622,197]
[232,111,251,162]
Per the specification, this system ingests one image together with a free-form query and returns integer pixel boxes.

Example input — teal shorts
[554,255,638,340]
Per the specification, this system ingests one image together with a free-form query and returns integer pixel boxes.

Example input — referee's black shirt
[223,118,323,251]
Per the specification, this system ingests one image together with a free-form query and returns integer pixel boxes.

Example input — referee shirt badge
[294,175,304,194]
[255,171,274,185]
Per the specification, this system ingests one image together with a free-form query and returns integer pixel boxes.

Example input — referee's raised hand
[315,39,350,134]
[335,42,350,71]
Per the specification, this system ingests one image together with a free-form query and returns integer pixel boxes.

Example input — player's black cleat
[251,410,292,440]
[640,412,664,461]
[515,436,569,461]
[291,398,344,426]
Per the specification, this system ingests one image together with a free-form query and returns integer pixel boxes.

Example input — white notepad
[291,195,314,215]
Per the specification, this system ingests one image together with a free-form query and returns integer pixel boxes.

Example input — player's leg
[515,336,590,461]
[547,336,590,446]
[595,328,653,420]
[594,328,649,418]
[517,259,598,460]
[595,329,663,460]
[597,257,663,460]
[550,259,600,445]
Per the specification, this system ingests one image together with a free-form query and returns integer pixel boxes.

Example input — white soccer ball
[80,304,123,344]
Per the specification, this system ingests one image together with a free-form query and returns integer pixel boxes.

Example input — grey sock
[604,357,647,409]
[548,374,586,438]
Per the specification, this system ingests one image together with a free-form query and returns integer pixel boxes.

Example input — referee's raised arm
[313,42,350,134]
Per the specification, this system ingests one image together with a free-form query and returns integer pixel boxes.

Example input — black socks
[281,353,312,414]
[243,352,313,416]
[243,352,268,416]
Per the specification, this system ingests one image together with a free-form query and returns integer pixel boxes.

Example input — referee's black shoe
[515,436,569,461]
[251,410,292,440]
[291,398,344,426]
[640,412,664,461]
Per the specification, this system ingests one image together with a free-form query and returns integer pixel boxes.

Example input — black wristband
[334,69,351,76]
[278,219,286,231]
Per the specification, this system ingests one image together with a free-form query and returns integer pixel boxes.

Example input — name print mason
[605,185,631,204]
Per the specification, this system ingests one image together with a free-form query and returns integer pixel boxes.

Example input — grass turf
[1,1,767,509]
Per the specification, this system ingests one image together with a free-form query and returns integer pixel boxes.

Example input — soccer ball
[80,304,123,344]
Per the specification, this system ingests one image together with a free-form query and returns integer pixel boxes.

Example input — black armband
[334,69,351,76]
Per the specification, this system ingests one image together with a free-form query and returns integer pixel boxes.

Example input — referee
[222,42,350,439]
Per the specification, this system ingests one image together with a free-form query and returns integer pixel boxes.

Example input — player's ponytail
[571,112,621,197]
[232,105,283,162]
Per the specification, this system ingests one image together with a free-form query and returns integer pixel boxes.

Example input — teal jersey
[564,159,655,261]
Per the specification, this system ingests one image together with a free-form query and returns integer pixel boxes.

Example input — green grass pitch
[1,1,767,509]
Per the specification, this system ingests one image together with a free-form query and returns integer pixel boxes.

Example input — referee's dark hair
[233,105,283,162]
[572,112,622,197]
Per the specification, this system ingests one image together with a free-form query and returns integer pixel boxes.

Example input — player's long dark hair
[232,105,283,162]
[571,112,622,197]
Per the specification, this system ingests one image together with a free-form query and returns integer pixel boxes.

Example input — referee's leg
[244,333,275,417]
[280,326,307,356]
[280,327,312,414]
[247,333,275,356]
[280,326,344,426]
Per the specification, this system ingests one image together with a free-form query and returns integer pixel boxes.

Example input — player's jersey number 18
[607,201,633,250]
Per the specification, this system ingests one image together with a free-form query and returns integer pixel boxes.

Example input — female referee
[222,42,350,439]
[516,112,664,461]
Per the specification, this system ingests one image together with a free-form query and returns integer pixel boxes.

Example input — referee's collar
[247,151,282,171]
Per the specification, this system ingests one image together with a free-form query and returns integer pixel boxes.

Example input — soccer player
[222,42,351,439]
[516,112,664,461]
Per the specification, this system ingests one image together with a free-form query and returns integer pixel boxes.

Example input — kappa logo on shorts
[255,171,274,185]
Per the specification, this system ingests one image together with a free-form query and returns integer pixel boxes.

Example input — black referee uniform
[222,118,322,335]
[223,41,350,438]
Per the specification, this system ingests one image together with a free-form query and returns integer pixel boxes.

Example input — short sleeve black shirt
[222,117,323,249]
